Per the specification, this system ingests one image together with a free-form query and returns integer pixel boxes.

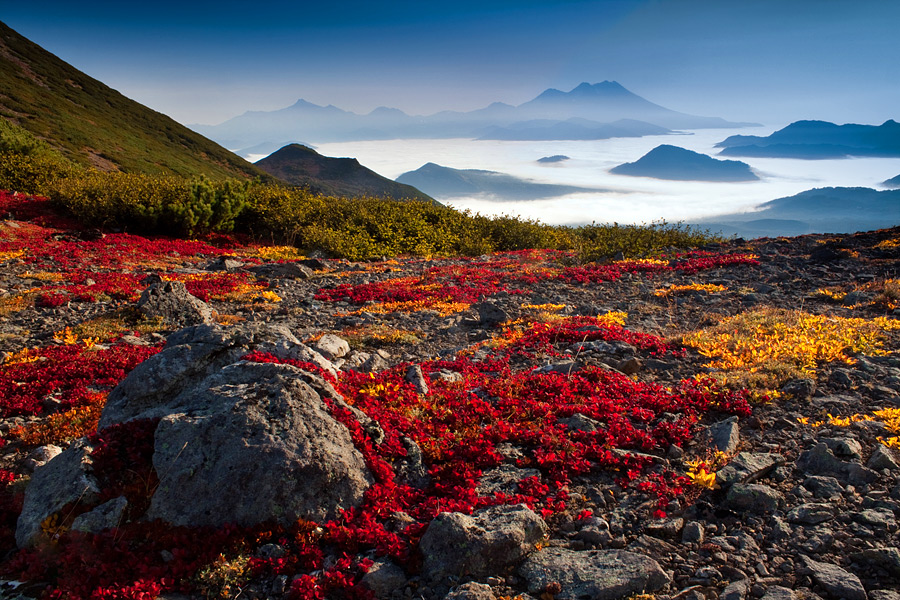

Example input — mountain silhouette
[885,174,900,188]
[194,81,757,151]
[610,145,759,182]
[395,163,602,200]
[255,144,433,202]
[716,120,900,159]
[697,187,900,237]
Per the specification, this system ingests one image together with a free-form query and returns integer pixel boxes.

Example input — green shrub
[47,171,250,236]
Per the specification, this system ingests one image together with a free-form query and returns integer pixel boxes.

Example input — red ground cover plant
[0,343,160,420]
[0,190,759,598]
[316,250,758,310]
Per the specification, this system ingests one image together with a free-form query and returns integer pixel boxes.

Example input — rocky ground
[1,194,900,600]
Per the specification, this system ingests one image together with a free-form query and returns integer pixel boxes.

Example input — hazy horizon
[3,0,898,127]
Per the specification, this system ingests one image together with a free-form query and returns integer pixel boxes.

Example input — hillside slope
[254,144,434,202]
[0,21,265,179]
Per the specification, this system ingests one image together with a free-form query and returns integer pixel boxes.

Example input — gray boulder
[137,280,214,328]
[716,452,784,487]
[71,496,128,534]
[420,504,547,581]
[800,556,867,600]
[724,483,783,513]
[797,442,878,485]
[518,548,670,600]
[444,582,496,600]
[707,417,740,454]
[145,361,372,527]
[360,559,408,598]
[99,324,335,429]
[16,439,100,548]
[313,333,351,360]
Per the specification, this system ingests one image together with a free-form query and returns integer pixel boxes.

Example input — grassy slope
[0,21,266,180]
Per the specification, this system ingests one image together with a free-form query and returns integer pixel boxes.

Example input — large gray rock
[99,324,335,429]
[707,417,740,453]
[444,582,496,600]
[420,504,547,581]
[145,361,372,527]
[716,452,784,487]
[70,496,128,534]
[851,547,900,577]
[518,548,670,600]
[137,280,214,328]
[724,483,783,513]
[801,556,867,600]
[16,439,99,548]
[360,559,408,598]
[797,443,878,486]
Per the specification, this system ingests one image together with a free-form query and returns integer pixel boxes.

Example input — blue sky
[3,0,898,126]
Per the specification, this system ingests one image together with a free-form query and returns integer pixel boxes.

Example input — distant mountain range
[716,120,900,159]
[884,174,900,188]
[698,187,900,238]
[193,81,759,152]
[255,144,433,202]
[610,145,759,182]
[395,163,602,200]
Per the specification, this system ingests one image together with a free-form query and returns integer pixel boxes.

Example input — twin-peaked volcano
[194,81,758,152]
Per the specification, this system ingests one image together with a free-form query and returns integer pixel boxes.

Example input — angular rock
[707,417,740,454]
[560,413,603,433]
[854,508,895,529]
[821,437,863,460]
[801,556,867,600]
[870,592,900,600]
[645,517,684,539]
[246,262,313,279]
[360,559,408,598]
[716,453,784,487]
[137,280,214,328]
[781,378,816,399]
[682,521,705,544]
[868,444,900,471]
[405,364,430,395]
[444,582,496,600]
[802,476,844,499]
[22,444,62,472]
[851,547,900,577]
[16,439,100,548]
[476,301,509,326]
[724,483,783,513]
[420,504,547,581]
[787,503,836,525]
[70,496,128,534]
[99,323,335,429]
[761,586,797,600]
[313,333,351,360]
[518,548,670,600]
[721,579,751,600]
[796,443,878,486]
[146,361,372,527]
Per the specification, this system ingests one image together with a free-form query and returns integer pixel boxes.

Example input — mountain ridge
[255,144,434,202]
[194,81,758,150]
[716,120,900,159]
[610,145,759,182]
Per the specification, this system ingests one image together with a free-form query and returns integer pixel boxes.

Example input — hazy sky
[3,0,898,127]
